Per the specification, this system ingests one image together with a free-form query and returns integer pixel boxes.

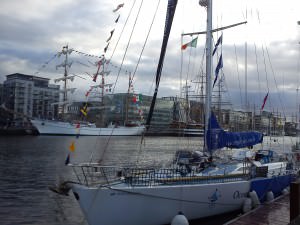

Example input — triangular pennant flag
[139,94,143,102]
[212,34,223,56]
[106,29,115,42]
[93,73,98,82]
[115,14,120,23]
[104,42,110,53]
[181,37,198,50]
[261,92,269,110]
[65,154,70,165]
[113,3,124,12]
[213,54,223,88]
[80,108,87,116]
[133,96,137,103]
[69,141,75,152]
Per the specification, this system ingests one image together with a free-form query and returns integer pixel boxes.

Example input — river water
[0,135,297,225]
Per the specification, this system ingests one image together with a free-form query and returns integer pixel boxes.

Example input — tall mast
[125,72,131,124]
[201,0,213,153]
[62,45,69,117]
[145,0,178,128]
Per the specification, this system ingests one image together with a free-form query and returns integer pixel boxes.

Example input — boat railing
[69,163,250,187]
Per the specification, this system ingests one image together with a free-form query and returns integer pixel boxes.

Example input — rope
[234,44,243,110]
[265,46,294,146]
[131,0,161,84]
[254,43,262,109]
[112,0,144,94]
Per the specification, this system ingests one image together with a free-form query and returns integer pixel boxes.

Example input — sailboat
[52,1,298,224]
[30,46,145,136]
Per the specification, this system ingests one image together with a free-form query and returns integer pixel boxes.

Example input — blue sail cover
[206,113,263,151]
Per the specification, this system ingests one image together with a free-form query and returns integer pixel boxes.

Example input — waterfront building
[2,73,60,123]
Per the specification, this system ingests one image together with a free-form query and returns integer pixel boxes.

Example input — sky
[0,0,300,118]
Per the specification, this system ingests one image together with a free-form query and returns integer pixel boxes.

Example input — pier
[225,194,290,225]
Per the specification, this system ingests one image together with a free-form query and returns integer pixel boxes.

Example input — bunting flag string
[92,58,104,82]
[34,53,58,75]
[73,49,131,75]
[65,2,127,163]
[213,54,223,88]
[85,87,94,97]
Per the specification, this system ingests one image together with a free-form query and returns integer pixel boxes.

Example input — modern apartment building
[2,73,60,122]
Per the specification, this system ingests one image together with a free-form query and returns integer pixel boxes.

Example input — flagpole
[180,34,183,98]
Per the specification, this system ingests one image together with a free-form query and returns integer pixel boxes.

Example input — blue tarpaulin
[206,112,263,151]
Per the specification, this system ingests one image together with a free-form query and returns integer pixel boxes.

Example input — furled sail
[206,112,263,151]
[145,0,178,128]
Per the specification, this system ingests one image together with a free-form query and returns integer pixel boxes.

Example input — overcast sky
[0,0,300,118]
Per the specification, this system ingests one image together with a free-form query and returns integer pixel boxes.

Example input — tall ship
[31,46,145,136]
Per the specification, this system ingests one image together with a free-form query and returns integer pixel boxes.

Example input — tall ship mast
[54,45,76,118]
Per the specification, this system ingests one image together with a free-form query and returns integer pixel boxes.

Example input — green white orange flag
[181,37,198,50]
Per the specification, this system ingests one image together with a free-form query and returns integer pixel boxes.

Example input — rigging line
[196,46,206,107]
[108,0,137,62]
[265,45,289,129]
[34,53,58,75]
[261,45,271,113]
[261,45,270,92]
[180,34,183,98]
[220,70,233,113]
[254,43,262,109]
[234,44,243,109]
[131,1,161,166]
[131,0,161,84]
[112,0,144,94]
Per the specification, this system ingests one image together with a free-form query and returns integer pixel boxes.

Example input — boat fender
[242,197,252,213]
[171,212,189,225]
[249,190,260,208]
[282,188,289,195]
[266,191,274,202]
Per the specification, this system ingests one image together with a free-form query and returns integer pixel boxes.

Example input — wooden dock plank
[225,194,290,225]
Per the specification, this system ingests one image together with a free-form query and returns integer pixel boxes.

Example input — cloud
[0,0,299,118]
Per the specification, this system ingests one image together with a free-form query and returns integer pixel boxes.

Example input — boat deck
[224,194,290,225]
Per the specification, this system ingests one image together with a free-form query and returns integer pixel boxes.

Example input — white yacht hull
[31,119,145,136]
[72,181,250,225]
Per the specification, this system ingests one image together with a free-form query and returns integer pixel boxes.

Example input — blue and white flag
[212,34,223,56]
[213,54,223,88]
